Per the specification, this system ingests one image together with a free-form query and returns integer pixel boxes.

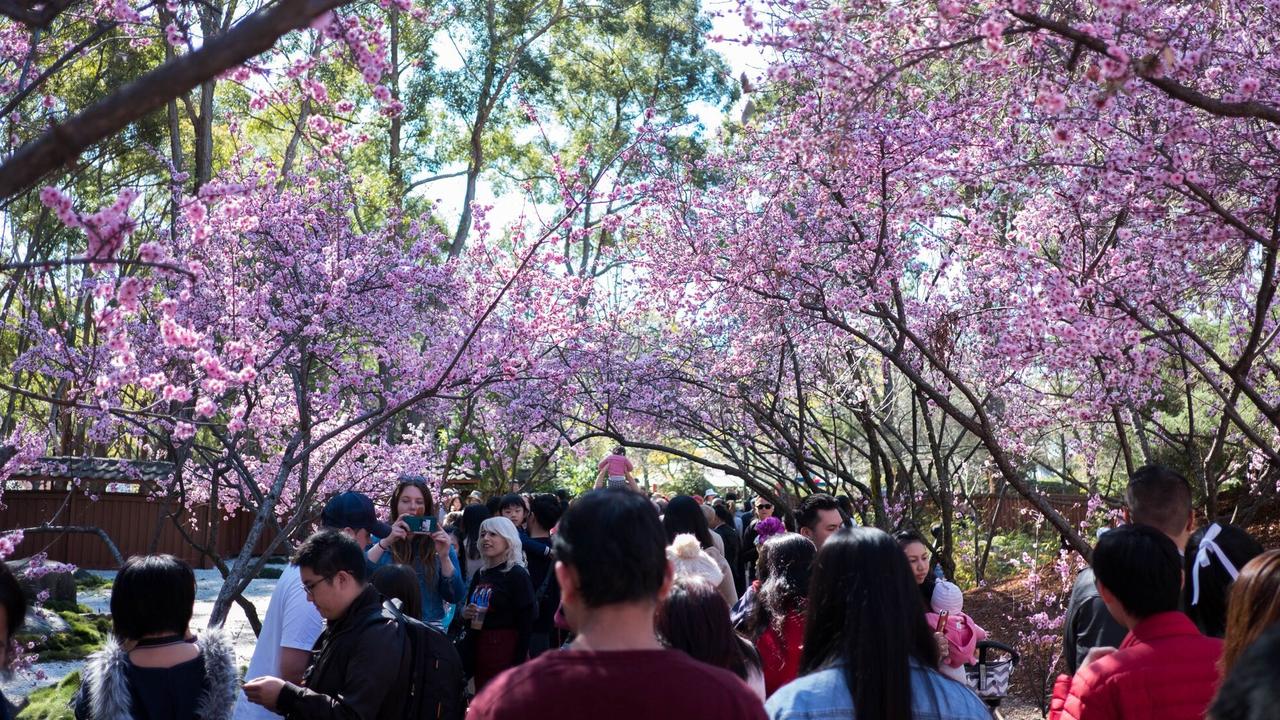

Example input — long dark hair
[371,564,424,621]
[663,495,716,549]
[802,527,939,720]
[656,576,757,682]
[388,476,439,585]
[1182,523,1263,638]
[747,533,815,638]
[457,504,491,563]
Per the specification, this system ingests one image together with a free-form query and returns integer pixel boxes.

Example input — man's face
[300,566,349,621]
[803,507,844,549]
[753,499,774,519]
[340,526,371,549]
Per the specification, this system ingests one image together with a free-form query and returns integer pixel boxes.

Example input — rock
[5,558,77,606]
[21,607,71,636]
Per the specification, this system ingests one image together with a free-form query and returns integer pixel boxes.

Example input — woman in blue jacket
[366,475,465,628]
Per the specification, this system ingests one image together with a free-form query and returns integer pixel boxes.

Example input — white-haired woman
[460,516,536,690]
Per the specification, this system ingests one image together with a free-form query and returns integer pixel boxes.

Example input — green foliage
[257,565,284,580]
[74,573,112,592]
[659,461,707,497]
[17,611,112,662]
[533,453,598,495]
[16,672,80,720]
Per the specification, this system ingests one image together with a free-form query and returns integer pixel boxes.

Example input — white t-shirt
[234,564,325,720]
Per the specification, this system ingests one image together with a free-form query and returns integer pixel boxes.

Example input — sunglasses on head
[755,503,772,510]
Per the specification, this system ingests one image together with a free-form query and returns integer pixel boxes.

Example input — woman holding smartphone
[367,475,465,629]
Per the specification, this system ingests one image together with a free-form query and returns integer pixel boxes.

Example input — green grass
[16,611,111,662]
[16,671,79,720]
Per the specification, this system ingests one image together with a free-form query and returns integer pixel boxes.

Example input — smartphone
[935,611,949,633]
[402,515,436,534]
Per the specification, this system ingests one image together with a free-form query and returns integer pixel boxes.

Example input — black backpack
[375,599,466,720]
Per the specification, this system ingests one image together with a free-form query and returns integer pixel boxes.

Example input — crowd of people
[0,462,1277,720]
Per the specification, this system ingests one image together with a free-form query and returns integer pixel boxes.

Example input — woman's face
[479,529,509,560]
[753,499,774,520]
[396,485,427,518]
[902,541,930,585]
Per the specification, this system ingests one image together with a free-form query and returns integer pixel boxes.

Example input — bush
[17,671,79,720]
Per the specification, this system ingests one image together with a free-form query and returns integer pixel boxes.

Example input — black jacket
[278,585,408,720]
[714,523,744,594]
[1063,566,1127,674]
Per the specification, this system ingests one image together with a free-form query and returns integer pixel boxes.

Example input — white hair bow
[1191,523,1240,606]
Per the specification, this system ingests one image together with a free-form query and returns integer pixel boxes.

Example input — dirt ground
[962,581,1054,718]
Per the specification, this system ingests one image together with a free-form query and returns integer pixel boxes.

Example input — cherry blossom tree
[600,0,1280,558]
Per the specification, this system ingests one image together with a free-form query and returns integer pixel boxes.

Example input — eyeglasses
[755,503,773,510]
[302,574,334,597]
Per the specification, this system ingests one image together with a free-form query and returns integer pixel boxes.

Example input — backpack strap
[532,561,555,604]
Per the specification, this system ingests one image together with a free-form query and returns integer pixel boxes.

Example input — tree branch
[1011,10,1280,127]
[0,0,354,200]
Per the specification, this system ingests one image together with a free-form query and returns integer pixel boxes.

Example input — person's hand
[388,518,411,543]
[934,632,950,661]
[243,676,286,711]
[1081,646,1116,671]
[430,529,451,553]
[461,603,478,620]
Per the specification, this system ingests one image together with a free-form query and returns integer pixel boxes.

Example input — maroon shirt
[469,648,767,720]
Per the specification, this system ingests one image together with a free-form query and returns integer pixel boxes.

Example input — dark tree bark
[0,0,356,201]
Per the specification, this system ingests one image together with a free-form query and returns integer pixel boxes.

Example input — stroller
[964,639,1020,719]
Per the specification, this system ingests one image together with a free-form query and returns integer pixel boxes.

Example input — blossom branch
[0,0,356,201]
[1010,10,1280,127]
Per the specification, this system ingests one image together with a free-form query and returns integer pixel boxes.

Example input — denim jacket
[372,539,466,628]
[764,659,990,720]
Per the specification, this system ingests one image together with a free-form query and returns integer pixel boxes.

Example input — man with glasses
[739,496,777,584]
[244,528,409,719]
[240,492,400,719]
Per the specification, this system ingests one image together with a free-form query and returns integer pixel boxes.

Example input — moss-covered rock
[16,671,79,720]
[16,610,110,662]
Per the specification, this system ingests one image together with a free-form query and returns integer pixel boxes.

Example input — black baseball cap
[321,491,393,538]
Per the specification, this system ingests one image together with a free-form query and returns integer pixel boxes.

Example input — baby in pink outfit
[925,580,987,682]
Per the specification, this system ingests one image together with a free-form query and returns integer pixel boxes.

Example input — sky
[418,0,771,233]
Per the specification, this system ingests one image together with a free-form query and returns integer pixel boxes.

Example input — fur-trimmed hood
[76,628,238,720]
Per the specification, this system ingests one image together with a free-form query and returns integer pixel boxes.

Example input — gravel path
[2,563,285,701]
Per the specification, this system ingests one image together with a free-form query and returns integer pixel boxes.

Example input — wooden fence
[963,492,1093,530]
[0,485,274,570]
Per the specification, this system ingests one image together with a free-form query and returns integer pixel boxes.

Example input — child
[926,580,987,682]
[595,446,636,490]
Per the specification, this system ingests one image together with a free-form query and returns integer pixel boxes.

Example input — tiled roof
[16,456,176,484]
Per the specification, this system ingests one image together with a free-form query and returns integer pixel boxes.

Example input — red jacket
[1048,611,1222,720]
[756,612,805,696]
